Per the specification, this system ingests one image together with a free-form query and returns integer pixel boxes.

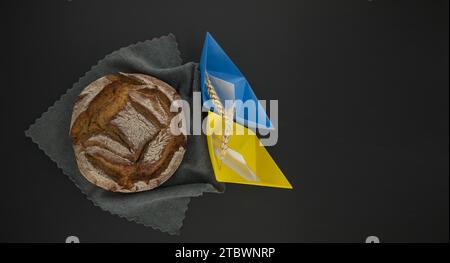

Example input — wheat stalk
[205,73,233,165]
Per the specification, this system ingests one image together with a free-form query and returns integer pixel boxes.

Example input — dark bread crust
[70,73,186,193]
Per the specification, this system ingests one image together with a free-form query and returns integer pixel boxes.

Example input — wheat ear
[205,73,233,164]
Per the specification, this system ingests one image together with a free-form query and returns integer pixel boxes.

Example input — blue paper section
[199,32,273,130]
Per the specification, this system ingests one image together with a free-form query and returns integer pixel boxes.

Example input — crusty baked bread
[70,73,186,193]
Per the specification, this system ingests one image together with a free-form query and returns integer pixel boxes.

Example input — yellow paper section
[206,111,293,189]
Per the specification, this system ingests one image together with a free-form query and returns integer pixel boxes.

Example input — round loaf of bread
[70,73,186,193]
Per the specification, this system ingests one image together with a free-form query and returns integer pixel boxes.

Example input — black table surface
[0,0,448,242]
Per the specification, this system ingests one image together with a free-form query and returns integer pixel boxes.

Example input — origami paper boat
[205,112,292,189]
[199,32,273,130]
[199,32,292,189]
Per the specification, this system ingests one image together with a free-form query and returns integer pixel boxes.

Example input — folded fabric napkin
[25,34,225,235]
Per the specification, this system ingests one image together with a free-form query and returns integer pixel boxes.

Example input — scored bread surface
[70,73,186,193]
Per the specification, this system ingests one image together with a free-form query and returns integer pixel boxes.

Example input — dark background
[0,0,448,243]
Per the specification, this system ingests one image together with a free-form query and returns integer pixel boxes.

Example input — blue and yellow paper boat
[199,32,292,189]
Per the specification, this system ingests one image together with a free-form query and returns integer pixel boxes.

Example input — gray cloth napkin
[25,34,225,235]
